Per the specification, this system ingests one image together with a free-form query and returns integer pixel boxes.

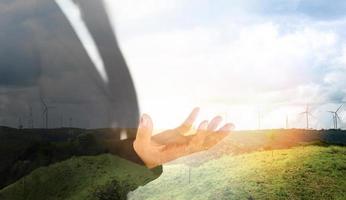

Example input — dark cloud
[0,0,139,130]
[0,0,41,87]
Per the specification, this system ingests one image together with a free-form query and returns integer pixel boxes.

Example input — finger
[197,120,208,132]
[217,123,235,133]
[135,114,153,143]
[188,120,212,154]
[190,120,208,143]
[207,116,223,131]
[177,107,200,133]
[184,120,207,141]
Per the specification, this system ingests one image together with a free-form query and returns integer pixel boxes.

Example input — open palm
[133,108,234,168]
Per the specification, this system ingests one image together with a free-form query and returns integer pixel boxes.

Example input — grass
[129,145,346,200]
[0,145,345,200]
[0,154,158,200]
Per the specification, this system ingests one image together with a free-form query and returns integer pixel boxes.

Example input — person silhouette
[0,0,233,189]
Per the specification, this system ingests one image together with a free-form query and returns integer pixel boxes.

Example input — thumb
[136,114,153,143]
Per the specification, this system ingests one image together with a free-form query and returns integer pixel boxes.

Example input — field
[0,145,345,200]
[129,145,346,200]
[0,128,346,200]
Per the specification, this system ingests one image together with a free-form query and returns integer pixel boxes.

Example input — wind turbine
[300,105,312,129]
[69,117,73,127]
[41,98,48,128]
[18,117,23,129]
[28,106,34,129]
[258,111,261,130]
[327,104,343,129]
[40,98,55,129]
[60,114,64,128]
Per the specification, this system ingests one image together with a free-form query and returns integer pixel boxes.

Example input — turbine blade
[336,114,342,121]
[40,97,48,108]
[309,113,316,119]
[336,104,343,113]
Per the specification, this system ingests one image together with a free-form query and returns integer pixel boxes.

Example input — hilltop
[0,154,158,200]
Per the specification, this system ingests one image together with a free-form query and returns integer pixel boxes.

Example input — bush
[92,180,132,200]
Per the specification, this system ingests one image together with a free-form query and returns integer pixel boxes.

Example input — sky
[104,0,346,130]
[1,0,345,130]
[0,0,140,129]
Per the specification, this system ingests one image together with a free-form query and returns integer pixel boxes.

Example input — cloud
[105,0,183,21]
[191,0,346,20]
[1,0,345,129]
[290,0,346,20]
[0,0,41,87]
[121,21,341,102]
[111,0,346,129]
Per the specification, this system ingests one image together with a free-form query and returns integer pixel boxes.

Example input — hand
[133,107,234,168]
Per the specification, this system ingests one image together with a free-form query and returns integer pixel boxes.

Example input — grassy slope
[1,145,345,200]
[129,145,346,200]
[0,154,157,200]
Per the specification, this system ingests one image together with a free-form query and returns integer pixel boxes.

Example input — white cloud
[105,0,346,129]
[104,0,186,34]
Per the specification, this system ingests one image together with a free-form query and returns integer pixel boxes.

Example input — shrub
[92,180,132,200]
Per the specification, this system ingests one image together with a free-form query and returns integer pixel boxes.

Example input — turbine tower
[18,117,23,129]
[28,106,34,129]
[258,111,261,130]
[40,98,55,129]
[300,105,312,129]
[327,104,343,129]
[69,117,73,127]
[60,114,64,128]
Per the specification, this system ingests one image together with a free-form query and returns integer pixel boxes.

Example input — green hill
[0,154,158,200]
[129,145,346,200]
[1,132,346,200]
[0,126,136,189]
[3,145,345,200]
[1,127,345,191]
